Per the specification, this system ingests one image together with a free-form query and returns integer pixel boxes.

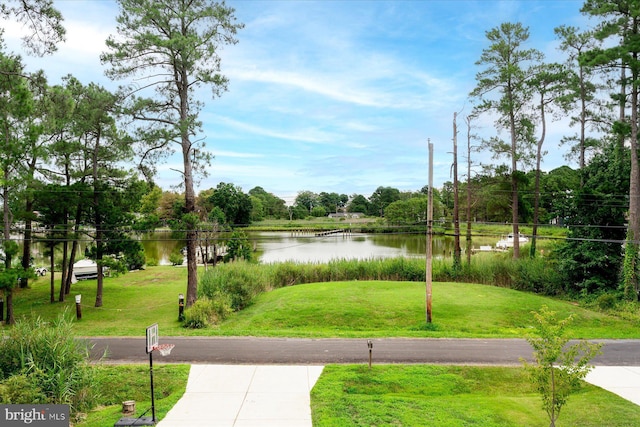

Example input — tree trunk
[50,243,55,303]
[20,197,34,288]
[452,112,461,270]
[93,128,104,308]
[3,179,15,324]
[625,64,640,300]
[509,97,520,260]
[179,66,198,308]
[65,200,83,295]
[531,92,547,258]
[59,237,67,302]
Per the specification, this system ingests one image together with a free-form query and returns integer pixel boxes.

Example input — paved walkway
[156,365,324,427]
[585,366,640,406]
[152,365,640,427]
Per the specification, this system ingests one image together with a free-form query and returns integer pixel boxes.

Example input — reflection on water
[256,231,439,263]
[22,231,459,267]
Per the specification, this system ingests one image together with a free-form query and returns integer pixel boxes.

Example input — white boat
[73,259,102,280]
[496,233,529,249]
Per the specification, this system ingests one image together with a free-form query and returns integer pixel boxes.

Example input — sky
[2,0,591,204]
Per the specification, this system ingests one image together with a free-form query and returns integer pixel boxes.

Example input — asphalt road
[86,337,640,366]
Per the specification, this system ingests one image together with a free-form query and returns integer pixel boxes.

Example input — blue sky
[3,0,589,204]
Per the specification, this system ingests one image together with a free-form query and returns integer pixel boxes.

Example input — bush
[169,250,184,266]
[0,312,97,414]
[0,374,46,404]
[595,293,618,311]
[183,296,233,329]
[199,262,268,310]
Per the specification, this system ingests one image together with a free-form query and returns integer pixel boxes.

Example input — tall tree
[16,70,49,289]
[74,82,132,307]
[207,182,252,227]
[581,0,640,299]
[294,191,320,215]
[0,0,65,56]
[0,51,34,323]
[101,0,243,308]
[557,142,629,294]
[369,186,401,217]
[45,76,88,296]
[554,26,604,174]
[527,63,570,257]
[470,22,542,259]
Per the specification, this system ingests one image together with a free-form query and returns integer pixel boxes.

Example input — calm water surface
[25,231,465,266]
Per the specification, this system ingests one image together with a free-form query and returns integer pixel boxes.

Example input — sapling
[522,305,602,427]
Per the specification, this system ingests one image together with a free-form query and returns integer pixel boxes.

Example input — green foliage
[312,364,640,427]
[311,205,327,217]
[623,240,640,300]
[595,293,618,310]
[83,364,188,427]
[384,197,429,225]
[183,296,232,329]
[169,250,184,266]
[207,182,252,226]
[199,255,564,315]
[199,262,267,310]
[248,186,288,219]
[368,186,401,216]
[0,373,46,404]
[522,306,602,427]
[0,312,98,414]
[224,230,253,262]
[133,213,162,232]
[555,144,628,295]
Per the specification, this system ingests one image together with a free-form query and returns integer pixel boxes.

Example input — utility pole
[452,112,461,271]
[426,140,433,323]
[466,115,473,265]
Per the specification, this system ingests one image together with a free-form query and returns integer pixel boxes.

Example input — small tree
[225,231,252,262]
[522,306,602,427]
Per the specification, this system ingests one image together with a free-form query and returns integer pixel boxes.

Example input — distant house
[328,212,364,219]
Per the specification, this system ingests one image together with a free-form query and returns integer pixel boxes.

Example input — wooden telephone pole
[426,140,433,323]
[453,112,461,270]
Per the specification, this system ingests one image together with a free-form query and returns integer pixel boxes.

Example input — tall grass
[199,255,563,314]
[0,311,98,418]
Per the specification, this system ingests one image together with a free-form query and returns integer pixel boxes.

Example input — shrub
[183,298,213,329]
[522,306,602,427]
[0,374,46,404]
[183,296,233,329]
[169,250,184,266]
[595,293,618,311]
[0,312,98,414]
[199,261,268,310]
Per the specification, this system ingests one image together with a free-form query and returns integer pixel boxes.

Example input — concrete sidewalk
[154,365,639,427]
[585,366,640,406]
[156,365,324,427]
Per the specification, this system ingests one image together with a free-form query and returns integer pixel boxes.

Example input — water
[255,231,428,263]
[21,230,460,266]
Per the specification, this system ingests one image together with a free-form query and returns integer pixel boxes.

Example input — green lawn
[218,280,640,338]
[10,266,640,338]
[312,365,640,426]
[77,364,189,427]
[9,266,640,426]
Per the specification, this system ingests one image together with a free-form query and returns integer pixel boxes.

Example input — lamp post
[75,295,82,320]
[178,293,185,321]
